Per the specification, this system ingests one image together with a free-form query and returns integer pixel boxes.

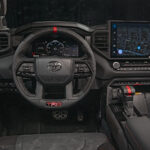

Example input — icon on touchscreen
[118,49,123,55]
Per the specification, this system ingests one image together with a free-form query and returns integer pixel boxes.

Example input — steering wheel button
[19,63,34,73]
[75,68,78,73]
[79,68,84,72]
[84,68,89,72]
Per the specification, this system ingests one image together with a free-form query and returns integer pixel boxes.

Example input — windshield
[6,0,150,28]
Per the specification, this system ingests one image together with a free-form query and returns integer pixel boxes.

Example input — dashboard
[1,20,150,83]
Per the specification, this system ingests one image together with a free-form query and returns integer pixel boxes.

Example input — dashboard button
[113,62,120,69]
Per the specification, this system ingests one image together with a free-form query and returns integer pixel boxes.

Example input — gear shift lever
[118,86,135,116]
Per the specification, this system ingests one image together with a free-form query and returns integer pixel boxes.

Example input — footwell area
[0,91,100,136]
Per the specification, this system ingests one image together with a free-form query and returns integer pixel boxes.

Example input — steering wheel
[12,27,96,109]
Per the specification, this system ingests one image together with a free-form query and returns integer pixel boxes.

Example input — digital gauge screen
[32,38,79,57]
[110,21,150,58]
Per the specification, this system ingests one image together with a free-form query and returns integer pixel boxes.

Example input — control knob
[113,62,120,69]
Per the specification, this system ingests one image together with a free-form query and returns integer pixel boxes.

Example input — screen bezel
[108,20,150,60]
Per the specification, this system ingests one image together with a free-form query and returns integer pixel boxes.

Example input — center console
[106,78,150,150]
[105,22,150,148]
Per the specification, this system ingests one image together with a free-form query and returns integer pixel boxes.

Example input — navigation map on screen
[111,22,150,58]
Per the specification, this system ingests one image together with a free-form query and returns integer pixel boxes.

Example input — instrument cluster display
[32,36,80,57]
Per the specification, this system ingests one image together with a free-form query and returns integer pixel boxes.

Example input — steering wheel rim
[12,27,96,109]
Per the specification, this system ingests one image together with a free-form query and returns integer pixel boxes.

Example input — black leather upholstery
[125,116,150,150]
[0,133,108,150]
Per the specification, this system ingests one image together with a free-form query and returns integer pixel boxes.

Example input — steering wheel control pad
[36,57,74,85]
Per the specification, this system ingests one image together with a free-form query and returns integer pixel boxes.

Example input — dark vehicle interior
[0,0,150,150]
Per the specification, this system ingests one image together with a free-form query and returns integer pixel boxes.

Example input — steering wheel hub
[47,61,62,72]
[36,57,74,85]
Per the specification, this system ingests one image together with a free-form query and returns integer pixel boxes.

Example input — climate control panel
[112,61,150,71]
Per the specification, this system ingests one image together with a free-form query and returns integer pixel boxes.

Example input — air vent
[0,32,10,53]
[93,31,108,51]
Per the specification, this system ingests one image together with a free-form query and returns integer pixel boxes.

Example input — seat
[0,133,110,150]
[125,116,150,150]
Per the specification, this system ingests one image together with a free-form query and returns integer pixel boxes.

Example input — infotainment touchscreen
[110,21,150,58]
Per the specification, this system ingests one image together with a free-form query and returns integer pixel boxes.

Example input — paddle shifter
[118,86,136,116]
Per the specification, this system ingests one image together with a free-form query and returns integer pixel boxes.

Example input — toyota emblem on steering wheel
[47,61,62,72]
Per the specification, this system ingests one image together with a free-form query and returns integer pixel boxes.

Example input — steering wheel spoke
[65,81,73,100]
[35,81,44,99]
[17,56,35,67]
[16,57,35,78]
[20,57,35,63]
